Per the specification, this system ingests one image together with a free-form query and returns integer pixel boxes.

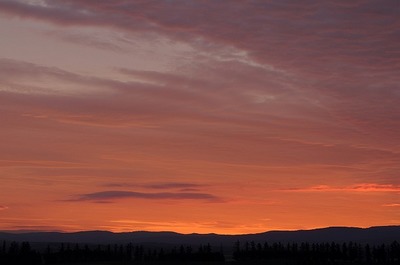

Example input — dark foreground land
[1,226,399,264]
[1,240,399,265]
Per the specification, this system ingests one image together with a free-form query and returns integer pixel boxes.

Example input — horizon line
[1,224,399,236]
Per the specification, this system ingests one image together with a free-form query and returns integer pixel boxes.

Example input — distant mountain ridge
[0,226,399,246]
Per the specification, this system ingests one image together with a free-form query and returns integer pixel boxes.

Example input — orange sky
[0,0,399,234]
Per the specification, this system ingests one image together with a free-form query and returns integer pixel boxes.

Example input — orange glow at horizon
[0,1,399,234]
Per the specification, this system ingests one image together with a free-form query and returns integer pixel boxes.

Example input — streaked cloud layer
[0,0,399,234]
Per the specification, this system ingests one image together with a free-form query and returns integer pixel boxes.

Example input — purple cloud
[1,1,398,140]
[71,190,222,203]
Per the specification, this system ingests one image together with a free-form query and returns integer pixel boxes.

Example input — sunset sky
[0,0,399,234]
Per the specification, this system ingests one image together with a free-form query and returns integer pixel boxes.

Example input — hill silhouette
[1,226,399,246]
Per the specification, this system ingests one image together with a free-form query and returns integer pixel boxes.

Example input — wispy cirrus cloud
[45,30,130,53]
[1,58,399,173]
[0,0,105,27]
[69,190,222,203]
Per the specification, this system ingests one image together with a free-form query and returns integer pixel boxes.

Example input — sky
[0,0,399,234]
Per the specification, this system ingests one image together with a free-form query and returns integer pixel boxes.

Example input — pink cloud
[382,203,400,207]
[284,183,400,193]
[351,184,400,192]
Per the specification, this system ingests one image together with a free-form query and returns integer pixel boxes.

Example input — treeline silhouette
[0,240,399,264]
[233,240,400,264]
[0,241,41,264]
[0,241,224,264]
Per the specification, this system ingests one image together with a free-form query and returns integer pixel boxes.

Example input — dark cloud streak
[71,190,222,203]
